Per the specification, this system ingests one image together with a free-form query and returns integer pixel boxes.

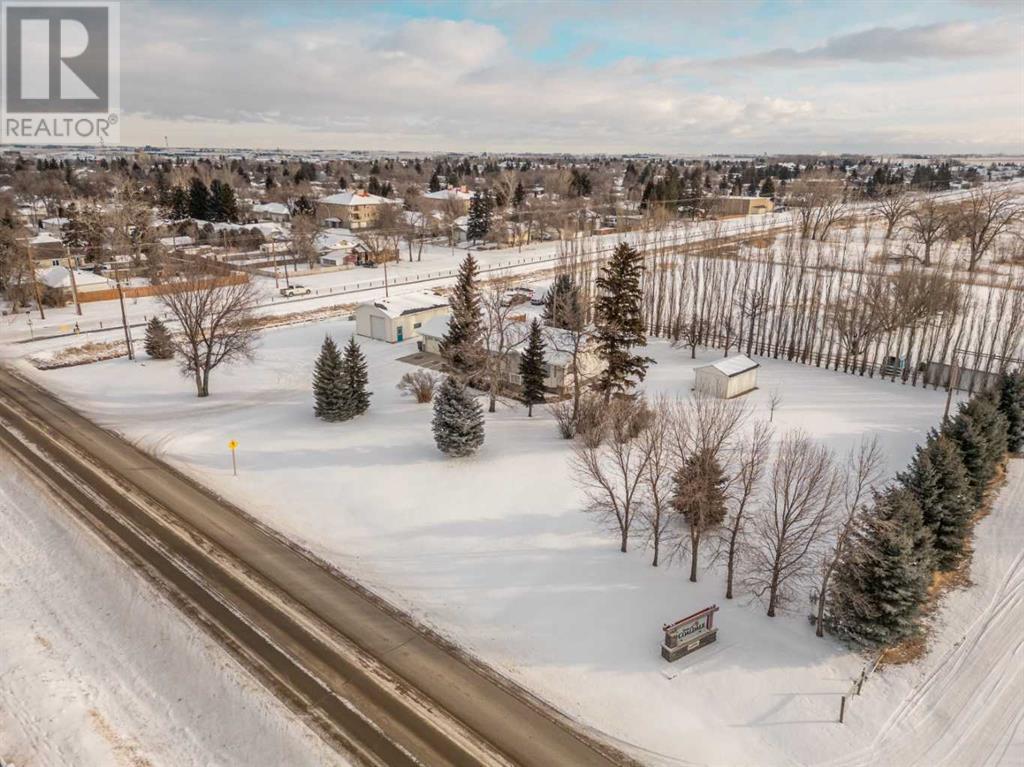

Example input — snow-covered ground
[0,461,343,767]
[20,313,1020,765]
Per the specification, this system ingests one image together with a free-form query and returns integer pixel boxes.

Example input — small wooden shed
[694,355,760,399]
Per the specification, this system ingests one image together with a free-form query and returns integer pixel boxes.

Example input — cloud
[115,3,1023,154]
[733,20,1017,67]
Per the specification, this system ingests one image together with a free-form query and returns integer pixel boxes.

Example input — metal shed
[694,355,760,399]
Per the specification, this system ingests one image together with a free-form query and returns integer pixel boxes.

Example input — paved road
[0,365,632,767]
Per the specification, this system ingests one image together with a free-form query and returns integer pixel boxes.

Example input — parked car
[360,261,379,268]
[500,288,531,307]
[530,288,548,306]
[280,285,311,297]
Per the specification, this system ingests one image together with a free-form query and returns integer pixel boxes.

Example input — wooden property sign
[661,605,720,662]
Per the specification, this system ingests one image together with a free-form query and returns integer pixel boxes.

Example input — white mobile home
[694,355,759,399]
[355,292,450,344]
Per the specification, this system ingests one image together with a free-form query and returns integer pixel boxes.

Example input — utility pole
[383,256,389,297]
[65,246,81,315]
[28,250,45,320]
[117,281,134,360]
[944,354,962,422]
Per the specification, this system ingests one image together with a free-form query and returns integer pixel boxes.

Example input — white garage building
[355,292,450,344]
[694,354,760,399]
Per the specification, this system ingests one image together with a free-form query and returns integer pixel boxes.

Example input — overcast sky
[118,0,1023,155]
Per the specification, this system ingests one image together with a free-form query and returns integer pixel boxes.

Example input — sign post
[661,605,720,662]
[228,439,238,476]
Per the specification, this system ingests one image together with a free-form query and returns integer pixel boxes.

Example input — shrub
[397,370,441,403]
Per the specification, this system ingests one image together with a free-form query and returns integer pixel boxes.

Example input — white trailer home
[694,355,760,399]
[355,292,450,344]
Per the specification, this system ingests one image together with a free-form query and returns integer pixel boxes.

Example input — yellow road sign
[228,440,238,450]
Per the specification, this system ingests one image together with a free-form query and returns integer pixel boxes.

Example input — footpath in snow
[0,460,344,767]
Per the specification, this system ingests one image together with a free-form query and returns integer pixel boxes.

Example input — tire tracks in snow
[823,462,1024,767]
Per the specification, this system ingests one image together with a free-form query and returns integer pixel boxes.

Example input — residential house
[420,187,473,216]
[250,202,291,223]
[315,190,391,230]
[417,316,606,395]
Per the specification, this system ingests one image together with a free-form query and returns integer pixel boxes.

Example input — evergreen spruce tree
[428,170,441,193]
[760,176,776,199]
[946,395,1008,504]
[593,242,653,398]
[214,180,239,222]
[432,376,485,456]
[466,192,491,242]
[312,335,344,421]
[827,486,932,646]
[898,431,973,570]
[169,186,189,219]
[338,337,371,420]
[512,180,526,208]
[997,369,1024,452]
[439,254,484,377]
[187,177,210,220]
[542,273,581,330]
[519,319,547,417]
[143,317,174,359]
[673,450,728,582]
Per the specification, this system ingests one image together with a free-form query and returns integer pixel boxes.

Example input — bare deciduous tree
[638,398,678,566]
[789,175,846,241]
[545,285,594,424]
[748,431,840,617]
[874,188,911,240]
[291,213,319,268]
[571,399,655,553]
[904,198,951,266]
[480,275,530,412]
[955,188,1020,272]
[159,261,261,397]
[721,421,772,599]
[359,203,402,264]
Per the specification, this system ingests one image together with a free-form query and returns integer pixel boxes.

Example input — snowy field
[0,462,343,766]
[19,313,1021,765]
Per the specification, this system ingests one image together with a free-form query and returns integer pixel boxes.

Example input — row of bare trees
[635,225,1024,392]
[570,391,886,620]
